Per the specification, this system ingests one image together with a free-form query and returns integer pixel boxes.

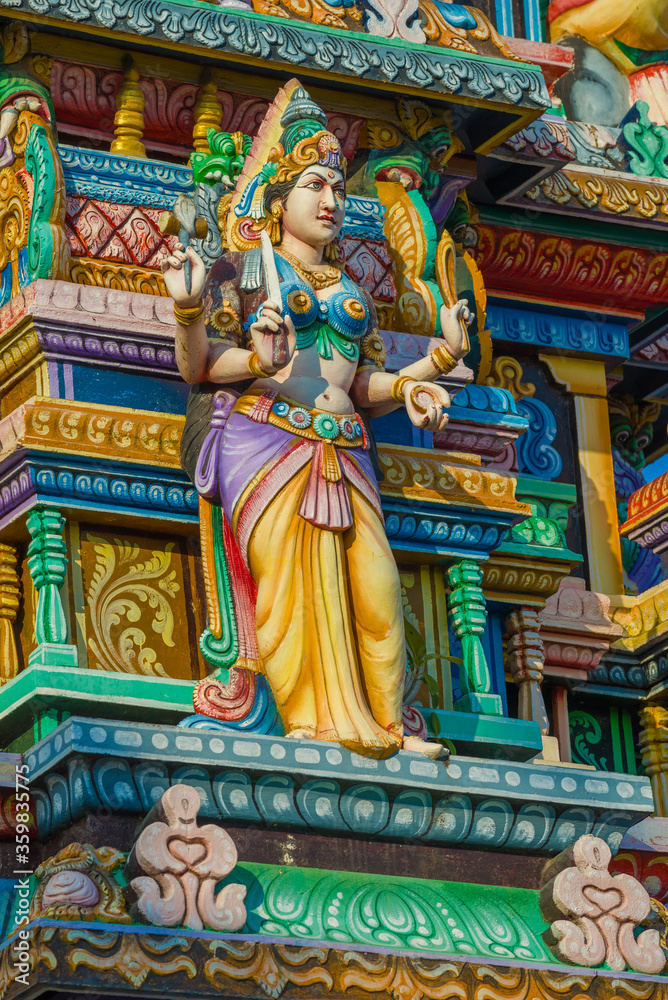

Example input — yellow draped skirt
[248,461,405,758]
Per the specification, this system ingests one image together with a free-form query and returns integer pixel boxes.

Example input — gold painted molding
[5,927,668,1000]
[610,577,668,653]
[70,258,167,296]
[0,322,41,397]
[0,402,531,520]
[483,552,580,606]
[0,397,184,469]
[539,355,608,398]
[377,443,530,514]
[528,166,668,225]
[640,704,668,819]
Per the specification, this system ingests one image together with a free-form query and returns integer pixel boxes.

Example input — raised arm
[162,245,294,385]
[161,244,209,384]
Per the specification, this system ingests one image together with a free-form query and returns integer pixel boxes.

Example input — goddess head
[228,83,347,254]
[264,161,345,251]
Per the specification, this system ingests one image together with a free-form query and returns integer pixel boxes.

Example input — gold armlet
[174,302,205,327]
[390,375,417,404]
[247,351,275,378]
[430,343,458,375]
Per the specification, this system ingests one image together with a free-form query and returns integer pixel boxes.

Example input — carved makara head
[363,101,458,199]
[609,394,661,471]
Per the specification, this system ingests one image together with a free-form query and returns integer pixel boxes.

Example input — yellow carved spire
[111,56,146,159]
[0,543,20,684]
[193,71,222,154]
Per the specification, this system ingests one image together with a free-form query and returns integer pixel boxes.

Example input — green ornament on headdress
[279,85,329,155]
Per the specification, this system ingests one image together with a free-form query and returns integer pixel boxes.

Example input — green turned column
[27,507,78,667]
[446,559,502,716]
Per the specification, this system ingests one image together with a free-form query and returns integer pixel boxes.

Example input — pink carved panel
[51,60,364,157]
[340,237,395,301]
[66,197,176,266]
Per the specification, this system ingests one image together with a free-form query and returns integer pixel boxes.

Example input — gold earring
[268,202,283,245]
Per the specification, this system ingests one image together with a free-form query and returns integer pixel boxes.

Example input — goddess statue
[162,80,471,760]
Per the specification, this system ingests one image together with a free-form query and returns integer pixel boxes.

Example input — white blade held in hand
[260,229,282,311]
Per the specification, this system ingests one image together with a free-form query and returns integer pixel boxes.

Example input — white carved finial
[540,834,665,974]
[128,784,247,932]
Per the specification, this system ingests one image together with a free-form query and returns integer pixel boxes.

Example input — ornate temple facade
[3,0,668,997]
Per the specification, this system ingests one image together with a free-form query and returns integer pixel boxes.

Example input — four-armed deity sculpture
[163,80,471,760]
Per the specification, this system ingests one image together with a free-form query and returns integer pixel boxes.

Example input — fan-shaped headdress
[223,78,347,251]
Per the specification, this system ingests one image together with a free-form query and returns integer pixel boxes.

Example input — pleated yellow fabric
[249,463,405,757]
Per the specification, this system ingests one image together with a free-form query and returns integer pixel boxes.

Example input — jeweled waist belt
[233,389,368,449]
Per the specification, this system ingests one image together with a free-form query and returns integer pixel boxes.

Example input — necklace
[276,246,342,290]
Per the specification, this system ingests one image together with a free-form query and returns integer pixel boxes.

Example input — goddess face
[281,165,345,249]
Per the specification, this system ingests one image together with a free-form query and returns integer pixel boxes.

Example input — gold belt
[233,390,367,449]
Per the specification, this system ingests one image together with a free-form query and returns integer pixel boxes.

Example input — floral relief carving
[10,399,183,467]
[31,843,131,923]
[84,533,180,677]
[51,60,364,160]
[525,168,668,223]
[65,928,198,988]
[7,927,668,1000]
[377,446,526,512]
[474,224,668,312]
[540,835,665,975]
[66,197,176,267]
[126,784,247,932]
[610,579,668,653]
[69,257,167,295]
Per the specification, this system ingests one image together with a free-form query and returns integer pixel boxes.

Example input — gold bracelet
[174,302,205,327]
[430,343,458,375]
[247,351,274,378]
[390,375,417,404]
[408,382,438,415]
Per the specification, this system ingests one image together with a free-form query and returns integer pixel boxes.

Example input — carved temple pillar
[446,559,502,716]
[539,356,624,595]
[26,507,78,667]
[539,577,624,763]
[193,71,223,154]
[111,56,146,159]
[506,606,548,731]
[639,706,668,817]
[506,606,563,761]
[0,542,20,684]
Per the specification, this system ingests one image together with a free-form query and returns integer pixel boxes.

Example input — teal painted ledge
[25,717,653,854]
[0,0,550,123]
[427,708,542,760]
[1,665,537,762]
[0,665,195,747]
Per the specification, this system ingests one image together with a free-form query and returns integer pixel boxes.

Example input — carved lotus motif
[41,870,100,910]
[31,842,130,923]
[128,784,247,932]
[540,834,666,975]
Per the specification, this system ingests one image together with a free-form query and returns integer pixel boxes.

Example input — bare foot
[285,728,316,739]
[402,735,449,760]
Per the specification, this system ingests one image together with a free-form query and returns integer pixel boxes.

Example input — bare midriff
[251,280,358,415]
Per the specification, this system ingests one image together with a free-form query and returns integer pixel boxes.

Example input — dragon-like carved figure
[363,99,491,381]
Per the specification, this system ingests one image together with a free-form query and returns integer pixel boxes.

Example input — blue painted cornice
[22,715,653,851]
